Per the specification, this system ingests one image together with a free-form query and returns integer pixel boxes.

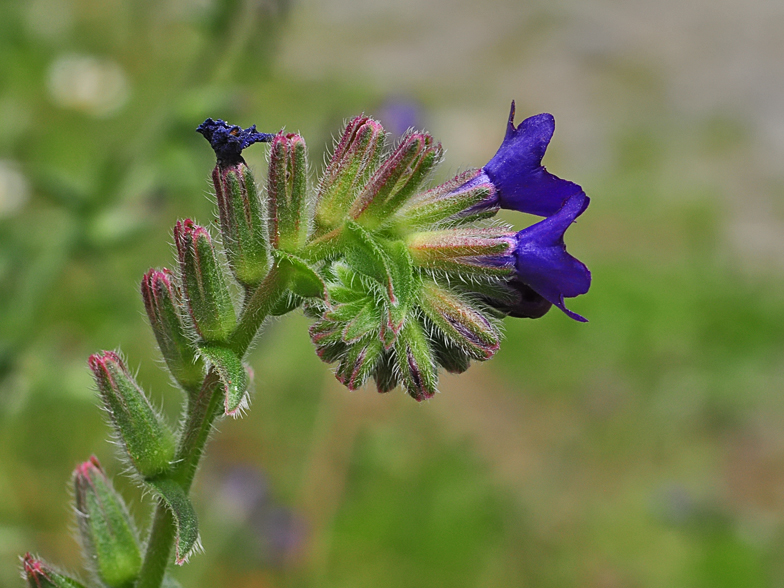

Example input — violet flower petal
[197,118,274,166]
[499,279,553,319]
[483,102,583,217]
[515,192,591,321]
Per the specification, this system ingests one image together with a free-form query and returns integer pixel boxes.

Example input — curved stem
[135,264,285,588]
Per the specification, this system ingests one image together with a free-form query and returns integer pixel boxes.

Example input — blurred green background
[2,0,784,586]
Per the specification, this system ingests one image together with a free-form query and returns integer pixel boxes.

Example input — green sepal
[394,317,437,401]
[73,457,141,588]
[267,133,309,252]
[343,222,416,316]
[350,133,442,229]
[311,321,349,364]
[393,168,498,229]
[274,250,327,300]
[341,302,382,344]
[213,165,269,287]
[418,279,501,360]
[88,352,176,478]
[314,116,385,234]
[428,321,472,374]
[199,344,249,417]
[142,269,205,394]
[336,336,384,390]
[174,221,237,344]
[380,239,418,336]
[373,350,398,393]
[406,227,516,279]
[146,478,200,566]
[22,554,87,588]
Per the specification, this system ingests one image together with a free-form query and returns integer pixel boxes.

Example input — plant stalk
[135,264,284,588]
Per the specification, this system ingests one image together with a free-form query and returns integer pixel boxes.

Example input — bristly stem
[135,264,285,588]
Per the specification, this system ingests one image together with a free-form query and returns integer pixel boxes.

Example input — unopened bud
[373,350,398,393]
[22,554,85,588]
[394,319,437,401]
[88,351,175,478]
[406,228,516,278]
[430,331,472,374]
[419,280,500,360]
[267,132,308,252]
[141,268,204,392]
[212,164,268,286]
[314,116,385,233]
[309,320,349,364]
[174,220,237,343]
[351,132,442,228]
[335,337,384,391]
[394,168,498,229]
[73,457,141,588]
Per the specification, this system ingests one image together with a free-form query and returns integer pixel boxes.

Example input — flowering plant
[21,103,589,588]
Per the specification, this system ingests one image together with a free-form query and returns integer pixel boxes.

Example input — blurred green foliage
[2,1,784,587]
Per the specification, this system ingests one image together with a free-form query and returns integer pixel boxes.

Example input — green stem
[135,264,285,588]
[229,264,286,354]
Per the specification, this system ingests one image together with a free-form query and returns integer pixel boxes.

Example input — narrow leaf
[147,478,200,566]
[199,344,249,417]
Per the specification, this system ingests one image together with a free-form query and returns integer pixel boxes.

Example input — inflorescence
[21,103,590,588]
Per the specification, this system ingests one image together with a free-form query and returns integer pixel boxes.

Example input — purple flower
[513,191,591,321]
[196,118,274,166]
[482,101,583,217]
[490,279,554,319]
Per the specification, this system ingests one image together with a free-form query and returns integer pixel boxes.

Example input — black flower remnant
[196,118,274,167]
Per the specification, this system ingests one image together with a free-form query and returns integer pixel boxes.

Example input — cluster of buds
[20,105,590,587]
[193,103,590,402]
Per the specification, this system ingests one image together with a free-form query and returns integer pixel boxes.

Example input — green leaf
[198,344,249,417]
[273,250,327,300]
[343,222,418,330]
[147,478,200,566]
[341,302,382,343]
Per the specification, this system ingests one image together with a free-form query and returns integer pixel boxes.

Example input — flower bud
[88,351,176,478]
[174,220,237,343]
[394,318,437,401]
[335,337,384,391]
[406,228,516,278]
[351,132,442,228]
[419,280,500,360]
[314,116,385,233]
[212,164,269,286]
[267,132,309,252]
[309,319,349,363]
[430,331,472,374]
[73,457,141,588]
[22,555,85,588]
[373,350,398,393]
[141,268,204,392]
[394,168,498,229]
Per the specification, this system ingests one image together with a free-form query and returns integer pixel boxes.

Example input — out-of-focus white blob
[0,161,30,218]
[47,54,130,117]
